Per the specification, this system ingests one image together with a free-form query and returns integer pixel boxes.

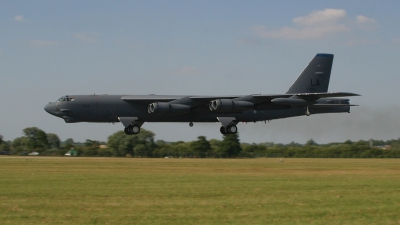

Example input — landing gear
[227,125,237,133]
[306,106,311,116]
[124,124,141,135]
[189,122,193,127]
[220,125,238,134]
[217,117,238,135]
[220,126,227,134]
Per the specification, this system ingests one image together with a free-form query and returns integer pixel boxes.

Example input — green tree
[0,135,10,152]
[47,133,61,149]
[133,144,147,156]
[0,143,10,152]
[344,140,353,145]
[23,127,49,151]
[84,139,100,147]
[107,129,155,157]
[241,143,266,157]
[190,136,211,157]
[62,138,75,150]
[209,139,221,157]
[153,142,173,158]
[78,139,101,156]
[11,137,29,154]
[98,147,113,156]
[219,133,242,158]
[108,131,128,156]
[305,139,318,146]
[172,142,192,157]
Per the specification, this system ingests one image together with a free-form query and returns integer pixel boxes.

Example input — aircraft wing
[122,95,244,104]
[253,92,359,100]
[121,95,184,102]
[121,92,359,107]
[293,92,360,98]
[252,94,292,101]
[189,96,242,101]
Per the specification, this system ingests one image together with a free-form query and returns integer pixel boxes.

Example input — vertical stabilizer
[286,53,333,94]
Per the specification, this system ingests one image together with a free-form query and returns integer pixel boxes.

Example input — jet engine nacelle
[209,99,253,112]
[148,102,191,114]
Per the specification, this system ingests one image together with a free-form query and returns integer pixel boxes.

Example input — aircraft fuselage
[44,94,349,124]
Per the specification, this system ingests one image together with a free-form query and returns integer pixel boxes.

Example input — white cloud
[170,66,201,77]
[356,15,376,24]
[253,24,348,40]
[253,9,377,40]
[73,32,100,43]
[293,8,347,27]
[355,15,378,30]
[14,15,25,22]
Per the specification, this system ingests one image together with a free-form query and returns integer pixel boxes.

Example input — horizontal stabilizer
[310,104,358,108]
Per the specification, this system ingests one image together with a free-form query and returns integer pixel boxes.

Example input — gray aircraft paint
[44,54,359,135]
[286,53,333,94]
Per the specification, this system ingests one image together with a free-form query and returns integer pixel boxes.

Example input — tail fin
[286,53,333,94]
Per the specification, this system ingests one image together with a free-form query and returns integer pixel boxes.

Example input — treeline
[1,127,400,158]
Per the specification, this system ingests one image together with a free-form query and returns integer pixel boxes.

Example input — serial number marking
[307,87,316,91]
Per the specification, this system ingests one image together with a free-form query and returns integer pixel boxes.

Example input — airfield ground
[0,157,399,225]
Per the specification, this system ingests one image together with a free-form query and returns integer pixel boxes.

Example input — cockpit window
[56,95,74,102]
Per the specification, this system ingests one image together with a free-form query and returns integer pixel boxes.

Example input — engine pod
[209,99,253,112]
[148,102,190,114]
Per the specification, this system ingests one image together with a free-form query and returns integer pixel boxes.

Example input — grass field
[1,157,400,225]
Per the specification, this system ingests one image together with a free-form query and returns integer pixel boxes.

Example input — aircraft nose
[44,103,56,115]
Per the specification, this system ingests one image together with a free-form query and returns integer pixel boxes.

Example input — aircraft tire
[220,126,227,134]
[124,127,132,135]
[131,125,140,134]
[227,125,238,134]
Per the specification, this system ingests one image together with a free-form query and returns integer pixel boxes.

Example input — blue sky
[1,1,400,144]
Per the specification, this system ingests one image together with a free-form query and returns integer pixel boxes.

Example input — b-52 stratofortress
[44,53,359,135]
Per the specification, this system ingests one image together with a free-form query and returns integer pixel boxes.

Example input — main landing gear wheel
[220,125,238,134]
[227,125,237,134]
[124,125,141,135]
[220,126,227,134]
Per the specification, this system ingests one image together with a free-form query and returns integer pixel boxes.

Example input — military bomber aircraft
[44,53,359,135]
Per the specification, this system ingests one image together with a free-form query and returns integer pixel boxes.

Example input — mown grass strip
[1,157,399,225]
